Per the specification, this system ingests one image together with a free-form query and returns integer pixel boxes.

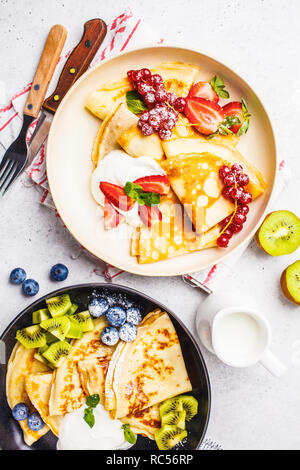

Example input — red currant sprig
[127,68,187,140]
[217,164,252,248]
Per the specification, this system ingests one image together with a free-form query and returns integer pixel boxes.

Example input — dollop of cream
[57,404,134,450]
[90,150,165,227]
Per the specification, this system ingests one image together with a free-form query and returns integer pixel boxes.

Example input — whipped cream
[57,404,134,450]
[90,150,165,227]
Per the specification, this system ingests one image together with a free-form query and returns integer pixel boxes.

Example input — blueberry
[119,322,137,342]
[27,412,44,431]
[12,403,30,421]
[22,279,39,297]
[50,264,68,282]
[126,307,142,326]
[89,297,109,318]
[9,268,26,285]
[106,306,126,327]
[101,326,119,346]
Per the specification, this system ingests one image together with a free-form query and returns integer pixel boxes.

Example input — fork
[0,24,67,197]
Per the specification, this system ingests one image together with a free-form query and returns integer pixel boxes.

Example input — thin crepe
[105,309,192,419]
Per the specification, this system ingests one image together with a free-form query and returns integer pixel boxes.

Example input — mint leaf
[84,407,95,428]
[126,91,148,114]
[124,181,160,206]
[86,394,100,408]
[210,76,230,99]
[122,424,137,445]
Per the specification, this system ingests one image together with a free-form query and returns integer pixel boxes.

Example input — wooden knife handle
[24,25,67,118]
[43,19,107,114]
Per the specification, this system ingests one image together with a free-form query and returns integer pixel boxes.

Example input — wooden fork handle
[43,19,107,114]
[24,25,67,118]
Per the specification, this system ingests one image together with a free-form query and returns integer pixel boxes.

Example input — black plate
[0,283,211,450]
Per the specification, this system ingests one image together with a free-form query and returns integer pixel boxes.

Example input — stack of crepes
[6,309,192,445]
[86,61,267,264]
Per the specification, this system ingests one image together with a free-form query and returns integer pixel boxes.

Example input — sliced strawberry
[104,199,121,230]
[133,175,170,195]
[222,101,244,134]
[184,97,225,135]
[100,182,134,211]
[188,81,219,103]
[138,205,162,227]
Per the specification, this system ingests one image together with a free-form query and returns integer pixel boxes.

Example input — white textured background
[1,0,300,450]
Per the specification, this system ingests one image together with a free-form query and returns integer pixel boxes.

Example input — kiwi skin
[280,263,300,305]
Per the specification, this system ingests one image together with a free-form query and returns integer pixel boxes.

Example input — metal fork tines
[0,115,34,197]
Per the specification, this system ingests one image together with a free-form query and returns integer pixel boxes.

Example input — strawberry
[104,199,121,230]
[138,205,162,227]
[100,182,134,211]
[133,175,170,195]
[223,99,251,135]
[184,97,225,135]
[188,81,219,103]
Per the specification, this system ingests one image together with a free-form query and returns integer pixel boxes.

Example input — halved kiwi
[256,210,300,256]
[160,397,183,417]
[155,425,187,450]
[66,303,79,316]
[46,294,72,318]
[66,321,83,339]
[42,340,73,367]
[281,260,300,305]
[161,410,186,430]
[179,395,198,421]
[16,325,46,349]
[70,311,94,333]
[32,308,51,324]
[40,316,70,341]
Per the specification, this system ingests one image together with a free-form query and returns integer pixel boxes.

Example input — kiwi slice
[179,395,198,421]
[32,308,51,324]
[66,321,83,339]
[45,331,58,345]
[66,303,79,316]
[70,311,94,333]
[42,340,72,368]
[155,425,187,450]
[161,410,186,430]
[256,211,300,256]
[16,325,46,349]
[34,345,53,367]
[160,397,183,417]
[40,316,71,341]
[46,294,72,318]
[281,260,300,305]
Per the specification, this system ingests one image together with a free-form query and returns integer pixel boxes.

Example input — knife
[27,19,107,164]
[0,24,67,195]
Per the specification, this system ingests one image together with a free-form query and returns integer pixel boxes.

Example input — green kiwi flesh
[257,210,300,256]
[70,311,94,332]
[66,321,83,339]
[66,304,79,316]
[40,316,70,341]
[32,308,51,324]
[46,294,72,318]
[42,340,72,367]
[160,397,183,417]
[161,410,186,430]
[16,325,46,349]
[281,260,300,305]
[179,395,198,421]
[155,425,187,450]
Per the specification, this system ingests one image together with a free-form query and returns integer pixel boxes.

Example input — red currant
[162,118,176,130]
[149,114,161,129]
[230,223,243,233]
[151,74,163,89]
[239,191,252,204]
[139,111,149,122]
[174,97,187,112]
[144,92,156,106]
[236,173,250,187]
[231,164,243,175]
[222,186,234,200]
[237,204,249,215]
[217,234,230,247]
[155,87,168,103]
[141,123,154,136]
[222,228,233,238]
[233,212,247,225]
[127,70,135,82]
[167,93,177,106]
[219,165,231,179]
[223,173,236,186]
[132,70,143,82]
[138,82,151,96]
[231,187,244,201]
[219,216,232,228]
[140,68,151,79]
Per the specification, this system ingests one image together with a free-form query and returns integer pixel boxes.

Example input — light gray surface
[1,0,300,450]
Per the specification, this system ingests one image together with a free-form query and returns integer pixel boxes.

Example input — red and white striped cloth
[0,8,291,285]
